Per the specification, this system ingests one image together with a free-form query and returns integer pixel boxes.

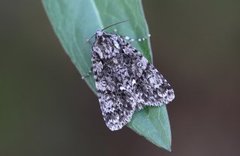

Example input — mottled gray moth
[90,24,175,131]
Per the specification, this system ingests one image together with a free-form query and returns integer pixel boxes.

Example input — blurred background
[0,0,240,156]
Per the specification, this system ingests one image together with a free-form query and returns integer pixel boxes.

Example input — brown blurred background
[0,0,240,156]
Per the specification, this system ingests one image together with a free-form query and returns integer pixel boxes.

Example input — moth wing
[131,53,175,109]
[91,38,137,131]
[96,85,137,131]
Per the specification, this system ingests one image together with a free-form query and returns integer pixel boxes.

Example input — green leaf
[42,0,171,150]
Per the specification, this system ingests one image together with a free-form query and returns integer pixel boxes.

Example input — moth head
[95,30,104,38]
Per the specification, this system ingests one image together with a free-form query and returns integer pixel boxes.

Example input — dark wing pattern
[91,30,174,131]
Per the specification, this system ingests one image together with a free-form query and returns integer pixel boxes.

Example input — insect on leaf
[92,30,174,131]
[42,0,174,151]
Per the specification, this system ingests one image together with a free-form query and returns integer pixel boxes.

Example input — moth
[90,23,175,131]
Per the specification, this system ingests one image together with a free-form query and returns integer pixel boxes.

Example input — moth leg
[121,34,151,43]
[81,70,92,80]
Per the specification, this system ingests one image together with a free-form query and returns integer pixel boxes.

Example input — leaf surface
[42,0,171,150]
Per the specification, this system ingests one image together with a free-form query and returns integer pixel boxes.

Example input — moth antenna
[101,20,128,31]
[86,34,95,43]
[87,20,129,42]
